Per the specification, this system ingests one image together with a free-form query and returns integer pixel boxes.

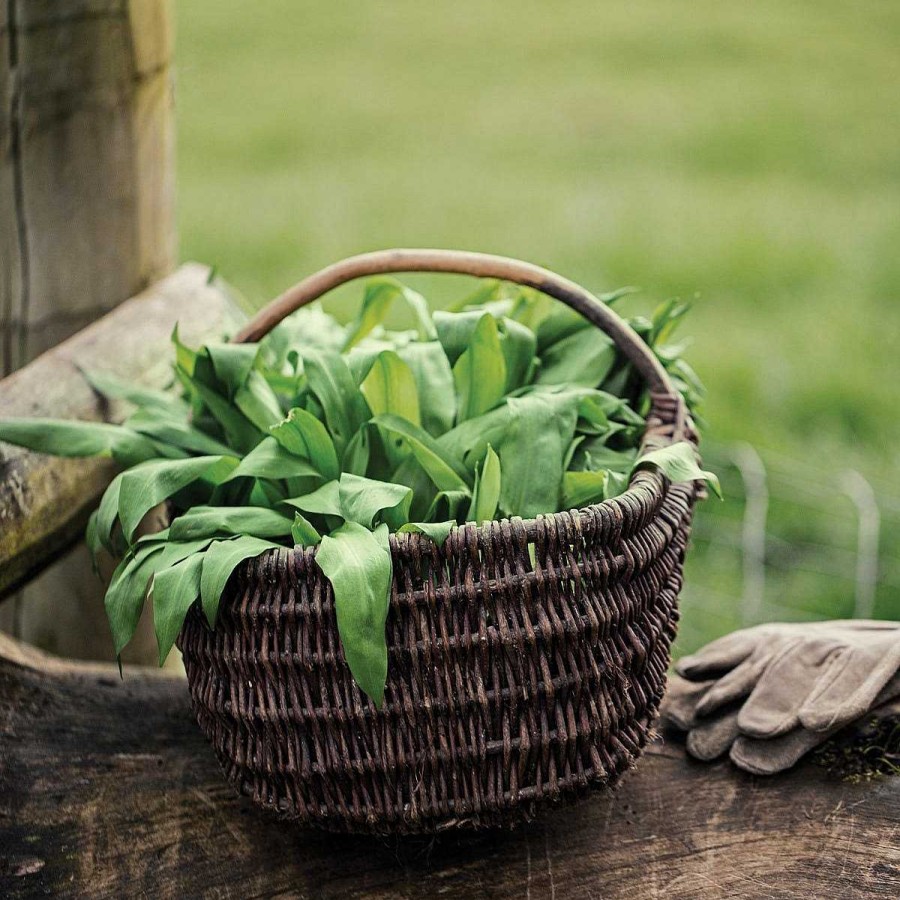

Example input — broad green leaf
[343,277,436,350]
[338,473,412,529]
[398,521,455,544]
[453,314,507,422]
[499,317,537,392]
[180,373,262,454]
[263,305,346,364]
[537,328,617,388]
[82,369,188,417]
[633,441,722,498]
[433,310,485,365]
[302,348,371,457]
[342,423,371,476]
[284,480,343,518]
[470,444,501,523]
[316,522,393,706]
[152,553,204,665]
[124,407,234,457]
[204,343,259,398]
[562,470,610,508]
[438,402,514,471]
[374,414,471,493]
[497,394,579,517]
[424,490,469,523]
[118,455,237,542]
[168,506,293,541]
[569,439,637,474]
[269,406,340,480]
[85,510,102,574]
[105,537,212,657]
[360,350,421,427]
[199,537,283,627]
[291,512,322,547]
[95,475,124,556]
[0,418,159,467]
[223,436,319,483]
[234,369,284,431]
[394,341,456,436]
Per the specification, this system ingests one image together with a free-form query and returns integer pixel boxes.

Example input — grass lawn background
[175,1,900,648]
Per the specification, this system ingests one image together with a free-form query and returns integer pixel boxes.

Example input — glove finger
[662,675,716,731]
[729,727,832,776]
[737,639,840,738]
[694,643,777,718]
[799,639,900,732]
[685,710,740,761]
[676,630,759,680]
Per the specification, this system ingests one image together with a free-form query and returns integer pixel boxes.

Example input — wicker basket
[178,249,700,834]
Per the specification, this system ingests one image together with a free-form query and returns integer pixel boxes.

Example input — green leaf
[360,350,421,427]
[424,490,469,523]
[562,469,611,508]
[199,537,283,628]
[152,553,205,665]
[168,506,293,541]
[633,441,722,498]
[537,328,617,388]
[497,394,579,517]
[315,522,393,706]
[499,317,537,392]
[341,423,371,476]
[374,414,471,493]
[104,537,212,657]
[82,369,189,417]
[453,314,507,422]
[178,372,262,454]
[398,521,455,544]
[204,343,259,398]
[124,407,234,457]
[0,418,159,467]
[234,369,285,431]
[343,277,436,350]
[569,440,637,474]
[95,475,124,556]
[284,480,343,518]
[223,436,320,483]
[394,341,456,436]
[118,456,237,543]
[269,407,340,480]
[438,402,514,471]
[470,444,501,523]
[302,348,371,457]
[338,473,412,529]
[291,512,322,547]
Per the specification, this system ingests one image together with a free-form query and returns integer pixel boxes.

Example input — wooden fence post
[0,0,176,661]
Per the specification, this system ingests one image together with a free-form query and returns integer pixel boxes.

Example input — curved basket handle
[233,249,675,397]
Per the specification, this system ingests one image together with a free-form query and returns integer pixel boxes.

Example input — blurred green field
[175,1,900,646]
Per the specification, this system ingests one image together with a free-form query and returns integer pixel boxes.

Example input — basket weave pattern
[179,393,698,833]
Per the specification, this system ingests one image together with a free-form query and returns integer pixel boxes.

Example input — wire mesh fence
[674,440,900,657]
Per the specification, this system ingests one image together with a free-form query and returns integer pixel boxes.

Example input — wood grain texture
[0,0,175,374]
[0,265,231,658]
[0,633,896,899]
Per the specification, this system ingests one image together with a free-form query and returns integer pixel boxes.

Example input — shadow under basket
[177,249,702,834]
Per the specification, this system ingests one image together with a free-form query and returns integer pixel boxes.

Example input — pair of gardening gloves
[663,620,900,775]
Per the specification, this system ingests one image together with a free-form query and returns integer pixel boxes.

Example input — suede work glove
[663,620,900,774]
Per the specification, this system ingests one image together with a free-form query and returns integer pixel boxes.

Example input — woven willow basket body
[178,250,700,834]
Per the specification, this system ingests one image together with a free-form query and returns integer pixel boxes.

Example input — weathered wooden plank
[0,0,175,372]
[0,634,896,899]
[0,264,230,603]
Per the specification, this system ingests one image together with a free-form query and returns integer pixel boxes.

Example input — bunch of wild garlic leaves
[0,278,717,704]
